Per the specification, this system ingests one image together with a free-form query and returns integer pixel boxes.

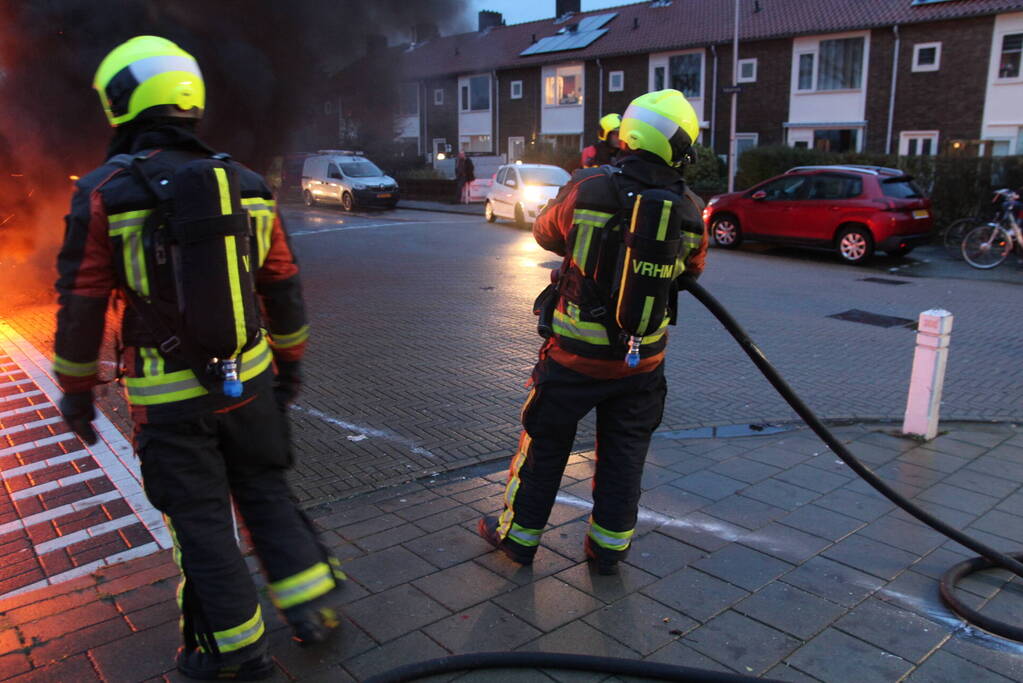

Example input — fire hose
[366,279,1022,683]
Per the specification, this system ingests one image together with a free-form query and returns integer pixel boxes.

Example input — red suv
[703,165,934,264]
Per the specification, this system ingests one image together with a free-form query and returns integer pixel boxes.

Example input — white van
[301,150,400,210]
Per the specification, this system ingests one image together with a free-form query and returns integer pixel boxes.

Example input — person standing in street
[455,150,475,203]
[579,113,622,169]
[54,36,344,680]
[479,90,708,575]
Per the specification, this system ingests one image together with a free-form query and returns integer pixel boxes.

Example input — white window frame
[912,42,941,73]
[459,74,491,112]
[510,80,523,99]
[544,64,584,107]
[608,70,625,92]
[792,32,868,94]
[433,88,444,106]
[650,50,704,99]
[737,58,757,83]
[996,31,1023,81]
[898,130,939,156]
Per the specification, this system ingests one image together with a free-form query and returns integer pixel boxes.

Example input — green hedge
[734,146,1023,229]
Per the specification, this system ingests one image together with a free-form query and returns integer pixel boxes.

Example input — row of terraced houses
[326,0,1023,165]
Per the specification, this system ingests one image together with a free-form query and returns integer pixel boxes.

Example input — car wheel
[836,226,875,264]
[341,192,354,212]
[886,245,914,259]
[485,201,497,223]
[514,203,527,228]
[303,190,316,207]
[711,214,742,248]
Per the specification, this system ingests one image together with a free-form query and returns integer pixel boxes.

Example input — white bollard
[902,309,954,440]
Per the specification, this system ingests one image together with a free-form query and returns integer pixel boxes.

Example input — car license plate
[377,193,392,199]
[912,209,929,219]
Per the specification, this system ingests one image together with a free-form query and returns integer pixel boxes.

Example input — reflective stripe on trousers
[587,516,634,552]
[269,561,337,609]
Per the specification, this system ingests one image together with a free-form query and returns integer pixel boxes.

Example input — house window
[813,129,858,153]
[398,83,418,116]
[460,134,491,153]
[323,100,333,115]
[796,36,865,92]
[737,58,757,83]
[912,43,941,72]
[540,134,582,151]
[654,66,665,90]
[735,133,758,169]
[608,70,624,92]
[999,33,1022,79]
[460,75,490,112]
[433,88,444,105]
[545,65,583,106]
[510,80,523,99]
[668,53,702,98]
[899,131,939,156]
[508,136,526,162]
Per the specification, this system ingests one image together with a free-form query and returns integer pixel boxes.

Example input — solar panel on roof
[519,28,608,56]
[519,12,615,56]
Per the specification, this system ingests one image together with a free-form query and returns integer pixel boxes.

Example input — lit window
[608,70,624,92]
[510,80,523,99]
[912,43,941,72]
[999,33,1022,79]
[544,65,583,106]
[737,58,757,83]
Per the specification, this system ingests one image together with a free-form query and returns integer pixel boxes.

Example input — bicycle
[961,188,1023,269]
[942,215,985,258]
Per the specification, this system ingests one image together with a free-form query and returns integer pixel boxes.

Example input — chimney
[556,0,581,18]
[413,22,439,43]
[365,34,387,57]
[478,10,504,32]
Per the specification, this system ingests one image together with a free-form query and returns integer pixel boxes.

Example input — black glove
[273,360,302,411]
[59,392,97,446]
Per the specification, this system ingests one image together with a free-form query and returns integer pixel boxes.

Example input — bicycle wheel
[943,217,983,258]
[961,224,1011,269]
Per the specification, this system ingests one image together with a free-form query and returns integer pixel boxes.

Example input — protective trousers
[136,391,340,657]
[497,358,667,560]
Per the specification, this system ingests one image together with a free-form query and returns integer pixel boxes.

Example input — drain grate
[860,277,911,286]
[829,309,916,328]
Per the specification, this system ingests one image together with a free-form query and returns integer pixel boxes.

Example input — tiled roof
[400,0,1023,79]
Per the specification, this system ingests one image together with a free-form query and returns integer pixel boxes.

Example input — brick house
[329,0,1023,166]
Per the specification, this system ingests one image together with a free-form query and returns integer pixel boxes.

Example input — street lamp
[727,0,739,193]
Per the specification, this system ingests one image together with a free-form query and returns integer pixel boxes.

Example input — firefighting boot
[478,516,537,565]
[283,585,345,647]
[175,634,273,681]
[584,535,620,576]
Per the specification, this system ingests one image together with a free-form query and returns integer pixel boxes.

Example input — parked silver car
[301,150,399,210]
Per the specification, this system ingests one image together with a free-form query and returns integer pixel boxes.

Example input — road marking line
[0,490,123,537]
[1,542,163,599]
[290,219,472,237]
[10,468,105,500]
[1,448,89,478]
[292,404,435,458]
[33,515,140,555]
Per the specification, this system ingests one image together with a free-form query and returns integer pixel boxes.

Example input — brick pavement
[0,421,1020,681]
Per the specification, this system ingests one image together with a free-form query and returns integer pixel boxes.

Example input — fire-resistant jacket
[54,126,308,423]
[534,152,708,379]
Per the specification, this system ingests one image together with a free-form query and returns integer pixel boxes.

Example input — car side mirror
[751,190,767,200]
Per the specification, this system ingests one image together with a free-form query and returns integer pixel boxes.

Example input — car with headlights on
[703,165,933,264]
[301,150,399,210]
[485,164,571,226]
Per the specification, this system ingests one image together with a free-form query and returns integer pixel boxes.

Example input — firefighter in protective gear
[579,113,622,168]
[55,36,343,680]
[479,90,709,575]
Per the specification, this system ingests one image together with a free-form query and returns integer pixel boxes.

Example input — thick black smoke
[0,0,466,303]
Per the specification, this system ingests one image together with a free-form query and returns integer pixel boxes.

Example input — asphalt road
[282,204,1023,504]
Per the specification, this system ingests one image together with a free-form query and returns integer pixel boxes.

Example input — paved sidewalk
[0,421,1020,681]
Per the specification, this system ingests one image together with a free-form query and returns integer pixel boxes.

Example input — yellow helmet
[619,90,700,166]
[93,36,205,127]
[598,113,621,141]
